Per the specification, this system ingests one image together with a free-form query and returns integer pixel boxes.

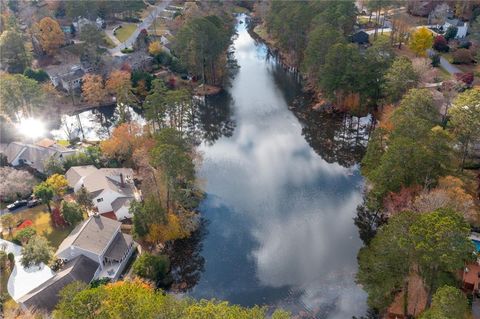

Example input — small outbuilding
[350,31,369,45]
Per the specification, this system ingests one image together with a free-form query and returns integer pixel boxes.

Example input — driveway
[108,0,172,56]
[428,49,462,75]
[0,238,55,301]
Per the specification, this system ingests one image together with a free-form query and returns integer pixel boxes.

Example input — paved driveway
[0,238,55,301]
[428,49,461,75]
[109,0,172,56]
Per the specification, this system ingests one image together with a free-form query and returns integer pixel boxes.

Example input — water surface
[187,16,369,318]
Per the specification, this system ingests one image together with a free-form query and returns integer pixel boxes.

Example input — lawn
[6,205,72,249]
[102,32,117,48]
[114,23,137,43]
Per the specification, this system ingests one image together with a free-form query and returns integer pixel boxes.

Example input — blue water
[473,240,480,252]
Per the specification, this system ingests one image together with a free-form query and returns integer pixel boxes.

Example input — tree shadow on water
[165,219,209,293]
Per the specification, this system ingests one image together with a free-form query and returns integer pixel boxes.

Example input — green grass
[8,205,73,249]
[56,139,70,147]
[103,32,116,48]
[253,24,268,40]
[233,5,249,14]
[114,24,137,43]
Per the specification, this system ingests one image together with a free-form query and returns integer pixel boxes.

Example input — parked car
[7,200,28,211]
[27,199,40,208]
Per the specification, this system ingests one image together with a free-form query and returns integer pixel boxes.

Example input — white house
[443,18,468,38]
[17,216,136,312]
[66,165,141,220]
[4,139,77,173]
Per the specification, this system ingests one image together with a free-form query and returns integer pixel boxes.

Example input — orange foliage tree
[33,17,64,55]
[82,74,107,105]
[106,70,136,106]
[100,122,142,164]
[145,213,190,245]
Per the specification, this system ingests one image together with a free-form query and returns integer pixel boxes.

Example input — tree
[54,279,291,319]
[15,227,36,244]
[148,41,163,56]
[174,16,232,85]
[449,88,480,169]
[409,27,433,56]
[20,236,53,268]
[0,30,30,73]
[76,187,94,212]
[34,182,55,214]
[106,70,136,107]
[33,17,65,56]
[0,167,37,202]
[302,24,345,80]
[100,122,142,164]
[24,68,50,82]
[419,286,468,319]
[432,35,449,52]
[45,174,69,198]
[444,25,458,41]
[383,56,419,102]
[143,79,168,130]
[0,73,45,120]
[61,201,84,226]
[0,213,16,236]
[357,211,417,310]
[358,209,474,312]
[410,208,473,302]
[132,253,170,283]
[82,74,107,105]
[79,24,106,49]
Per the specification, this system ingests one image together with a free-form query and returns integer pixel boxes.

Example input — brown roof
[56,215,120,256]
[104,232,133,261]
[19,255,98,312]
[35,138,56,148]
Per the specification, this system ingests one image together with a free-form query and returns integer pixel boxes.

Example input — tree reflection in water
[166,219,208,292]
[298,109,374,168]
[189,91,236,146]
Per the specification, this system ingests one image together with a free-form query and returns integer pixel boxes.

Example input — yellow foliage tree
[33,17,64,56]
[45,173,69,197]
[82,74,107,105]
[146,213,190,245]
[409,27,433,56]
[148,41,163,56]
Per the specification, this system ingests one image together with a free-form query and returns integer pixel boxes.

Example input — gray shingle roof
[111,197,131,212]
[18,255,99,312]
[56,215,121,256]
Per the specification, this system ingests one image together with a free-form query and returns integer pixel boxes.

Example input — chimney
[120,173,125,187]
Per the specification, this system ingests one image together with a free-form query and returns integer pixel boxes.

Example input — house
[17,215,136,312]
[443,18,468,38]
[65,165,141,220]
[350,31,369,45]
[4,139,77,173]
[46,64,85,91]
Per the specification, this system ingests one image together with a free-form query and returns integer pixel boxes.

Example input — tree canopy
[21,235,53,268]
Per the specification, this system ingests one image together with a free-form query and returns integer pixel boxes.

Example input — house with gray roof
[66,165,141,220]
[18,215,136,312]
[4,140,77,173]
[443,18,468,38]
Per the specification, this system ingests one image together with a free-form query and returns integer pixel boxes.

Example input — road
[108,0,171,56]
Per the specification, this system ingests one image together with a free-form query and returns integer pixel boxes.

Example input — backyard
[2,205,72,249]
[114,23,137,42]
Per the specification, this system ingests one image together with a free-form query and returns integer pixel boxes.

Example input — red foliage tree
[455,72,474,86]
[383,186,422,217]
[433,35,449,52]
[121,62,132,73]
[51,206,67,227]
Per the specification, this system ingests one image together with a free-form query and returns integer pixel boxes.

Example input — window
[97,198,103,203]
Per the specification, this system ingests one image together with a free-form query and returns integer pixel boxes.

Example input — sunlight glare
[16,118,46,139]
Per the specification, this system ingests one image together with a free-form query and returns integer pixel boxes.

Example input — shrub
[14,227,37,244]
[458,40,472,49]
[433,35,449,52]
[431,53,440,67]
[452,49,473,64]
[169,57,187,74]
[120,47,135,54]
[455,72,474,86]
[155,51,172,66]
[132,253,170,283]
[444,25,458,40]
[24,68,50,82]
